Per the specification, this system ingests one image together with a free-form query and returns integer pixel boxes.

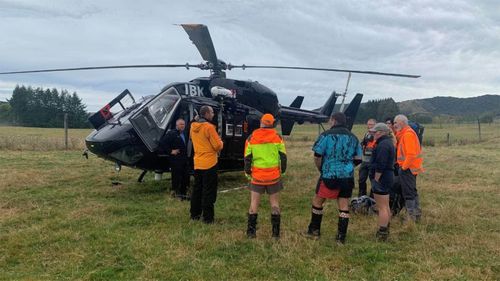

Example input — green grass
[0,126,92,150]
[1,124,500,280]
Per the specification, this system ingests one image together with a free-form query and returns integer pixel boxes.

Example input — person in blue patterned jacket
[305,112,362,244]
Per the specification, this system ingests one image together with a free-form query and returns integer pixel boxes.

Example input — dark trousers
[358,162,370,196]
[399,168,418,200]
[171,160,189,196]
[190,166,218,223]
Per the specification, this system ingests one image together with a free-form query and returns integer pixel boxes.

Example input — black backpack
[408,121,425,145]
[390,180,405,216]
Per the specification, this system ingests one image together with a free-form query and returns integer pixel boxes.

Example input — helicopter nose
[85,134,115,156]
[85,123,133,155]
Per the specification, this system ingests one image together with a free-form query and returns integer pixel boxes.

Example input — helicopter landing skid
[137,170,148,183]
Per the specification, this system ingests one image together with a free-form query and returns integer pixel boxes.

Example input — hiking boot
[336,214,349,245]
[247,213,258,239]
[304,228,320,240]
[376,226,389,242]
[271,214,281,239]
[405,200,420,222]
[335,233,346,245]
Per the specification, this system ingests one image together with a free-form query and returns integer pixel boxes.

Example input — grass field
[1,124,499,280]
[0,126,90,150]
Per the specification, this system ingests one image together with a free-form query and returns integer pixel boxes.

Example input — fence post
[64,113,68,150]
[447,133,450,146]
[477,118,481,141]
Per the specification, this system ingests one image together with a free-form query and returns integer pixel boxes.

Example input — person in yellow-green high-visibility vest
[244,113,287,239]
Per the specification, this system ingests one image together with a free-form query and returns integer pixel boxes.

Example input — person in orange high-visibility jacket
[189,105,223,224]
[394,114,424,222]
[244,113,287,239]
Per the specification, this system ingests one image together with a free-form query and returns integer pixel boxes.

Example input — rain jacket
[190,118,223,170]
[396,125,424,175]
[244,128,287,185]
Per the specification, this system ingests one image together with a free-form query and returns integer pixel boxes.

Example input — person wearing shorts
[368,123,395,241]
[305,112,362,244]
[244,113,287,239]
[247,181,283,195]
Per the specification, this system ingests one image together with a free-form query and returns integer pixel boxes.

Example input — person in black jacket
[163,118,189,200]
[369,123,395,241]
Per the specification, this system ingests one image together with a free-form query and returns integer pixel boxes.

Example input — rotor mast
[339,72,352,112]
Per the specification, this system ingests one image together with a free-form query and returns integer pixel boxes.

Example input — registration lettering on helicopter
[185,84,204,97]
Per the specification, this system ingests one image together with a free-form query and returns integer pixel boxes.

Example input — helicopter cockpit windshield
[147,87,181,129]
[129,86,182,152]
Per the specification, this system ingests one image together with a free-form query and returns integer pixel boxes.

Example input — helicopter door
[222,110,246,159]
[130,87,181,152]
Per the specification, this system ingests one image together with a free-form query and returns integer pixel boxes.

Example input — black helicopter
[0,24,420,181]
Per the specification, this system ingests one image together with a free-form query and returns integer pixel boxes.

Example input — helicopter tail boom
[317,91,339,117]
[280,96,305,135]
[279,92,363,133]
[343,93,363,130]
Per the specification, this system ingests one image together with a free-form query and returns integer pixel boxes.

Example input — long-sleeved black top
[369,135,395,178]
[161,129,188,163]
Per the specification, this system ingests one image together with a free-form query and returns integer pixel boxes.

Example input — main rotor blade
[0,64,197,75]
[229,65,420,78]
[179,24,218,66]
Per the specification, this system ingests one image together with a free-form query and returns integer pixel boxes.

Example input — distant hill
[398,95,500,117]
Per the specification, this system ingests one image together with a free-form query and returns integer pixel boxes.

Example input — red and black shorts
[316,177,354,199]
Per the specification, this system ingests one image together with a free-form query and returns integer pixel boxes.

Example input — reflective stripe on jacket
[244,128,286,185]
[396,125,423,175]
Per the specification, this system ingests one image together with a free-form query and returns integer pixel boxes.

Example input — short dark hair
[199,105,212,117]
[385,117,394,125]
[331,112,346,126]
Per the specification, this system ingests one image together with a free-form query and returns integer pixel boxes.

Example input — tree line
[0,85,89,128]
[355,98,399,123]
[354,97,496,124]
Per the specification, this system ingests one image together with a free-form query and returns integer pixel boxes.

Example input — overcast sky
[1,0,499,111]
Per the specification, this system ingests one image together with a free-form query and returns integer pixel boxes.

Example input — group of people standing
[164,105,423,243]
[357,115,424,240]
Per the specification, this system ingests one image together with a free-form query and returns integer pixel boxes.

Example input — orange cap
[261,113,275,127]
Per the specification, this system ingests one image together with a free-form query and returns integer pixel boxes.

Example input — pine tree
[8,85,32,125]
[6,85,89,128]
[0,102,11,123]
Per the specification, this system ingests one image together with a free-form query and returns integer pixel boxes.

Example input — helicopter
[0,24,420,181]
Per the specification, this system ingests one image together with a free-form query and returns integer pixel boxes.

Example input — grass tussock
[1,124,499,280]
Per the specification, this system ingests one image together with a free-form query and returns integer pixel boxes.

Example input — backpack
[390,181,405,216]
[408,121,425,145]
[350,196,377,215]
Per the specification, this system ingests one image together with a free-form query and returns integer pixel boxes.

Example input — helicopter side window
[234,125,243,137]
[225,122,243,137]
[148,87,181,129]
[225,124,234,136]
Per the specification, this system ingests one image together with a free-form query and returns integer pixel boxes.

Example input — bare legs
[374,194,390,227]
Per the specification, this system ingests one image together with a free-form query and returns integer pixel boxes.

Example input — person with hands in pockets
[368,122,396,241]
